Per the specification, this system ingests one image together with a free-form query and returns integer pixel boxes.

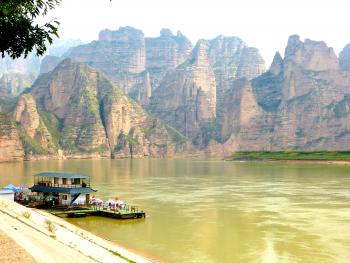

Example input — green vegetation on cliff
[230,151,350,161]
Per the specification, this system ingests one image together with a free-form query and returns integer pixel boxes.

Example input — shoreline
[0,196,154,263]
[228,159,350,165]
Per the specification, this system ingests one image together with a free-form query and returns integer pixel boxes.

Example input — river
[1,159,350,263]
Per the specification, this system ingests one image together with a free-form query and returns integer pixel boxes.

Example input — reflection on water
[1,159,350,262]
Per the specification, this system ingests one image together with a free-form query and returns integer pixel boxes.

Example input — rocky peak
[98,26,144,42]
[284,35,339,71]
[269,52,284,75]
[145,29,192,89]
[191,39,209,66]
[339,44,350,71]
[66,26,146,95]
[160,28,173,37]
[236,47,266,79]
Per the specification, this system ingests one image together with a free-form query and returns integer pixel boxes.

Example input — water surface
[1,159,350,263]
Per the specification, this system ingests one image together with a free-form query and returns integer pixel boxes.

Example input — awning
[29,185,96,194]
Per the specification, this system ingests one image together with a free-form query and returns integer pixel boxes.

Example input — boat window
[73,178,80,185]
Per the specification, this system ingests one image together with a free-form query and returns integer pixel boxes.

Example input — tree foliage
[0,0,61,58]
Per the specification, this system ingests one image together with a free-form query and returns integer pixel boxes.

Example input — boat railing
[89,204,141,214]
[35,183,90,188]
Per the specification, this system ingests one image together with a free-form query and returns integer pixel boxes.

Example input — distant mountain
[217,35,350,154]
[3,26,350,161]
[0,39,83,98]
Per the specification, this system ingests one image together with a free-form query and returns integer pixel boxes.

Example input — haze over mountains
[1,26,350,161]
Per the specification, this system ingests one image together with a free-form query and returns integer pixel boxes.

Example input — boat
[25,172,146,220]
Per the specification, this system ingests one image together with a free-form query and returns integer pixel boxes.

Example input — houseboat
[29,172,96,206]
[28,172,146,219]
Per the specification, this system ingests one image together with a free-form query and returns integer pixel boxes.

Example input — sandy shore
[0,196,154,263]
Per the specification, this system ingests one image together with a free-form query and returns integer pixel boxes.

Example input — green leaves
[0,0,61,58]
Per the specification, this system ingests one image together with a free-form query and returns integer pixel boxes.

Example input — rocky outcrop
[149,40,216,144]
[0,113,24,162]
[221,35,350,152]
[11,58,188,158]
[145,29,193,89]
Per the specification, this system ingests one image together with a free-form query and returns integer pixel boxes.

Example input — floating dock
[51,205,146,219]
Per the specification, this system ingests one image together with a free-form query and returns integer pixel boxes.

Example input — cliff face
[5,28,350,160]
[149,40,216,144]
[11,58,187,159]
[66,27,148,98]
[0,113,24,162]
[221,35,350,151]
[145,29,193,89]
[206,36,265,118]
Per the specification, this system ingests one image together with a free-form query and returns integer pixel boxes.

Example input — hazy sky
[46,0,350,65]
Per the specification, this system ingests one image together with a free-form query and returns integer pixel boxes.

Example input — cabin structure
[29,172,96,206]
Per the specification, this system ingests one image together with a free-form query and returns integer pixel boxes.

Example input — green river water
[0,159,350,263]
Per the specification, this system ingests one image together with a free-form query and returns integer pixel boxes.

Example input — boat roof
[34,172,90,179]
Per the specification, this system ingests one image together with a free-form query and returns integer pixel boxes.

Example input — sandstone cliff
[221,35,350,152]
[0,113,24,162]
[206,36,265,119]
[11,58,187,159]
[66,26,147,97]
[149,40,216,145]
[145,29,193,89]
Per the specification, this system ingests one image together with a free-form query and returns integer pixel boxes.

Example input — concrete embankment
[0,197,154,263]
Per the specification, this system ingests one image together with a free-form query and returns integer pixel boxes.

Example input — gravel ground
[0,229,36,263]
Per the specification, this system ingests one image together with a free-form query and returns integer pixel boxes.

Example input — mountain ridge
[2,27,350,161]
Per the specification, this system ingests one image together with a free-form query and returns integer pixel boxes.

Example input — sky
[44,0,350,65]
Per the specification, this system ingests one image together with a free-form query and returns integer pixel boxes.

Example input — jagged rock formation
[145,29,193,89]
[66,26,147,95]
[149,40,216,144]
[4,28,350,160]
[206,36,265,119]
[0,113,24,161]
[11,58,187,159]
[65,27,194,106]
[221,35,350,151]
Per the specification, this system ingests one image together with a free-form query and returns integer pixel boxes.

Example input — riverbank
[228,150,350,163]
[0,196,153,263]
